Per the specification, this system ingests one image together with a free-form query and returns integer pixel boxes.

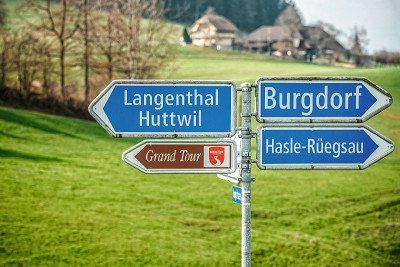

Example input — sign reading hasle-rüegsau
[122,140,236,174]
[257,124,394,170]
[256,77,392,122]
[89,80,236,137]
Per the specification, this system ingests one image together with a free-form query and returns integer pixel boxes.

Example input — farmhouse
[189,7,238,49]
[244,25,303,55]
[244,4,346,61]
[300,26,346,62]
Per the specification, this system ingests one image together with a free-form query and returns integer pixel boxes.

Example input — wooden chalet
[189,7,238,49]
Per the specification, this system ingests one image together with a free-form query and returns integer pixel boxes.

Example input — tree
[0,30,14,88]
[75,0,92,104]
[348,25,369,66]
[182,27,192,44]
[94,1,125,81]
[13,31,41,93]
[30,28,56,96]
[375,50,400,65]
[118,0,176,79]
[24,0,80,100]
[316,21,342,40]
[91,1,124,81]
[0,0,6,28]
[348,25,369,55]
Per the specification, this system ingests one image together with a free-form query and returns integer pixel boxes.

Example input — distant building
[244,4,346,62]
[300,26,346,62]
[244,25,303,55]
[189,7,238,49]
[274,4,302,29]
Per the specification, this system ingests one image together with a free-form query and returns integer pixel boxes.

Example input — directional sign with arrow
[256,77,392,123]
[122,140,236,174]
[88,77,395,266]
[88,80,236,138]
[257,124,394,170]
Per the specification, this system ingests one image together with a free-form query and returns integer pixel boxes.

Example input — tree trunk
[0,51,6,88]
[83,0,90,104]
[60,42,66,99]
[106,17,113,81]
[128,14,134,79]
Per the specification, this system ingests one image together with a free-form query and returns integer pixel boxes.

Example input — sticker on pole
[89,80,237,137]
[256,77,392,123]
[232,186,242,204]
[256,124,394,170]
[122,140,236,174]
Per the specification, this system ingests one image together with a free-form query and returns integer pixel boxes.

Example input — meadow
[1,0,400,265]
[1,44,399,265]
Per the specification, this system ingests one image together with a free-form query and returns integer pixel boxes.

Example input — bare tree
[82,0,90,103]
[29,29,56,96]
[316,21,342,40]
[13,31,40,94]
[91,0,124,81]
[118,0,176,79]
[0,30,14,88]
[24,0,80,99]
[348,25,369,55]
[0,0,6,28]
[72,0,93,104]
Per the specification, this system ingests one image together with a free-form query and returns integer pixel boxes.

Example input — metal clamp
[242,151,251,157]
[241,163,251,169]
[241,83,252,92]
[238,133,253,138]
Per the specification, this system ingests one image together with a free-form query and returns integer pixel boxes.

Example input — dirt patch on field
[381,111,400,121]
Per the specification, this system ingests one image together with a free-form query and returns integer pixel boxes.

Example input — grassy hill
[1,45,399,265]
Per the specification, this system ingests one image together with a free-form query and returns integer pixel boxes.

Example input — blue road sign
[232,185,242,204]
[256,77,392,123]
[89,80,236,137]
[257,124,394,170]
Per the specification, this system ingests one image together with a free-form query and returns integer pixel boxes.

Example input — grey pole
[240,82,252,267]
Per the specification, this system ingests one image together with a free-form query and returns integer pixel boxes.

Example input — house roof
[274,4,302,27]
[245,25,303,44]
[191,7,238,33]
[300,26,346,52]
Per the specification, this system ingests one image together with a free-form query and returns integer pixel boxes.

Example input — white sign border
[88,80,237,138]
[256,123,395,170]
[122,139,237,174]
[255,77,393,123]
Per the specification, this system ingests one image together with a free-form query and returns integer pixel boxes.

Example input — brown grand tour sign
[122,140,236,174]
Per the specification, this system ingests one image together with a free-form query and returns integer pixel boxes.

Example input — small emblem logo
[208,146,225,166]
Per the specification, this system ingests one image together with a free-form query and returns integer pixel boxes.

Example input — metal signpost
[90,77,394,267]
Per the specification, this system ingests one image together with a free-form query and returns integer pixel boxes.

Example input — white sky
[294,0,400,52]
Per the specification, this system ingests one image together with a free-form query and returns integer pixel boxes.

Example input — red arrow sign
[122,140,236,174]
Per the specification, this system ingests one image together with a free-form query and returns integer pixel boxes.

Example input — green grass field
[1,45,399,265]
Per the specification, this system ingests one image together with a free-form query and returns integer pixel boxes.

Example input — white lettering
[264,87,276,109]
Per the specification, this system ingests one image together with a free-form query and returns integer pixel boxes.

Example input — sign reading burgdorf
[89,80,236,137]
[256,77,392,122]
